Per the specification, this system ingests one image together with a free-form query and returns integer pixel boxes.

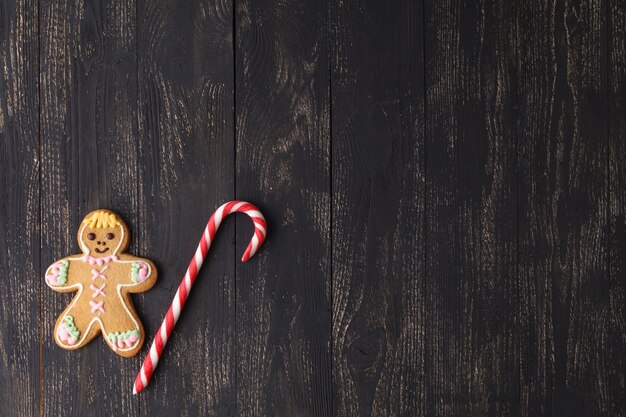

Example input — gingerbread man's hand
[131,261,150,283]
[45,259,76,289]
[124,259,157,292]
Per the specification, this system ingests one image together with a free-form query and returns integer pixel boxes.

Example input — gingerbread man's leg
[99,297,144,356]
[55,300,100,349]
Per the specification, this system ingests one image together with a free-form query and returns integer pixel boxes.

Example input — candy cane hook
[133,200,267,394]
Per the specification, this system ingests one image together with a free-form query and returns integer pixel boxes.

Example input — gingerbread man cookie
[45,210,157,357]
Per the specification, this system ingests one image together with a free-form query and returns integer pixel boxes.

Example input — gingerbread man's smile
[94,247,109,254]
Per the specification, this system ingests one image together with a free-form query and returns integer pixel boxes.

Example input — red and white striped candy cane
[133,200,267,394]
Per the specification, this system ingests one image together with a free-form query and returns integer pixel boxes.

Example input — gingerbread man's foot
[108,329,141,352]
[56,316,81,346]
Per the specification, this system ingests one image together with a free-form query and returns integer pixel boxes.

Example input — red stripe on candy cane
[133,200,267,394]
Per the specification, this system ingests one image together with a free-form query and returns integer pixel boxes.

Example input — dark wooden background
[1,0,625,416]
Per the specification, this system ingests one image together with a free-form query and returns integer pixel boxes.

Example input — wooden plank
[608,0,626,414]
[135,0,236,413]
[330,1,425,416]
[235,0,331,415]
[516,1,610,415]
[0,0,39,416]
[423,1,518,416]
[39,0,139,415]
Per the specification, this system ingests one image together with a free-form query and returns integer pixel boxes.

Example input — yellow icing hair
[83,211,121,229]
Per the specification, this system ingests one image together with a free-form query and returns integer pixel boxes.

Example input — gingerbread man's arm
[110,257,158,293]
[44,257,81,292]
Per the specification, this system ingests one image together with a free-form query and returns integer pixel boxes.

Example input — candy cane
[133,200,267,394]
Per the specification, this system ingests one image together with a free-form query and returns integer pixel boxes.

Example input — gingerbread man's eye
[106,233,115,240]
[87,233,96,240]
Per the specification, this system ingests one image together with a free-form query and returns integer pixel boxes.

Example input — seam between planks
[37,0,43,414]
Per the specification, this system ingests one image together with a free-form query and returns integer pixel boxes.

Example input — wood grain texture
[235,0,331,415]
[608,0,626,414]
[423,1,518,416]
[0,0,624,416]
[331,1,425,416]
[135,0,236,415]
[517,1,610,416]
[0,0,39,416]
[39,0,140,415]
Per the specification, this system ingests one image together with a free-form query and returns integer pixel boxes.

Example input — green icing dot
[64,316,80,339]
[108,329,140,342]
[56,261,69,285]
[131,262,140,283]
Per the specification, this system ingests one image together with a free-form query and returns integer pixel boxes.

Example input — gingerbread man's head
[78,210,130,258]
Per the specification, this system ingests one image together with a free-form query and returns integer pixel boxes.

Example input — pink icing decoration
[57,324,77,345]
[138,262,149,282]
[82,255,118,265]
[116,334,140,348]
[88,264,110,312]
[91,266,109,280]
[46,261,66,285]
[90,283,106,298]
[89,300,105,313]
[47,273,59,286]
